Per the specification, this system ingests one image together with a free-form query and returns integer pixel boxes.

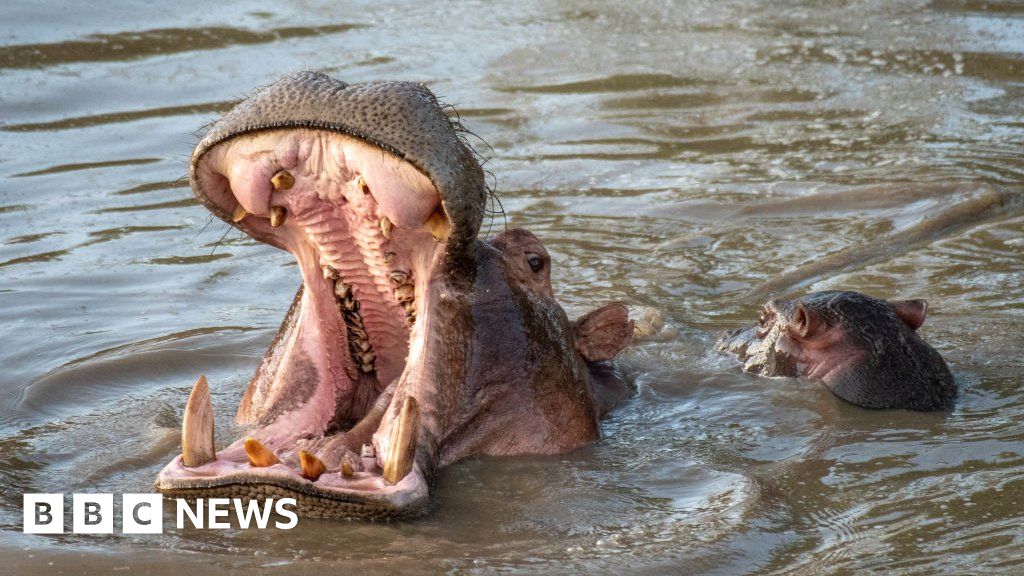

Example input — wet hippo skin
[718,290,956,411]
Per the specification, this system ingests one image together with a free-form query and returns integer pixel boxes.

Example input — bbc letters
[23,494,298,533]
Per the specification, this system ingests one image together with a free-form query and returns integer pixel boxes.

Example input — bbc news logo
[23,494,298,534]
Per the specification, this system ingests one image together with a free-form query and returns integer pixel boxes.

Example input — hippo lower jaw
[157,128,455,518]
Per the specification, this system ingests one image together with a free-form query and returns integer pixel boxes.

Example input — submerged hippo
[156,72,635,518]
[717,291,956,411]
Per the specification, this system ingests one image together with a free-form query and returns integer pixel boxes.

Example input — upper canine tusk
[269,206,287,228]
[181,375,216,467]
[231,205,247,223]
[424,208,449,243]
[380,216,393,238]
[382,395,419,485]
[270,170,295,192]
[244,437,280,467]
[299,450,327,481]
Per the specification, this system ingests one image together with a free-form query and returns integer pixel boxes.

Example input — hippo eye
[525,252,544,273]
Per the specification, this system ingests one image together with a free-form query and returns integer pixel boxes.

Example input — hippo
[717,291,956,411]
[156,72,635,518]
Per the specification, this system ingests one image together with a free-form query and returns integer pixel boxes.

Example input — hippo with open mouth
[717,291,956,411]
[156,72,635,518]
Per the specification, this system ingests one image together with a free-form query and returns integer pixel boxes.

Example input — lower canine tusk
[231,205,247,223]
[244,437,280,467]
[269,206,287,228]
[299,450,327,481]
[382,395,419,484]
[181,375,216,467]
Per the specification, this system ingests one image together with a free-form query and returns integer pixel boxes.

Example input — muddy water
[1,1,1022,573]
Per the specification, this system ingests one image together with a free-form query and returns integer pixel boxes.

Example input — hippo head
[156,72,634,517]
[717,290,956,411]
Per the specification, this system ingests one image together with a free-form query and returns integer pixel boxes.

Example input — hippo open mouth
[156,72,634,518]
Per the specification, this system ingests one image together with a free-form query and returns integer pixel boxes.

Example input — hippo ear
[892,299,927,330]
[573,302,635,362]
[790,303,823,339]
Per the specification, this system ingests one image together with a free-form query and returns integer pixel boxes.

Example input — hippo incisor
[155,72,635,518]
